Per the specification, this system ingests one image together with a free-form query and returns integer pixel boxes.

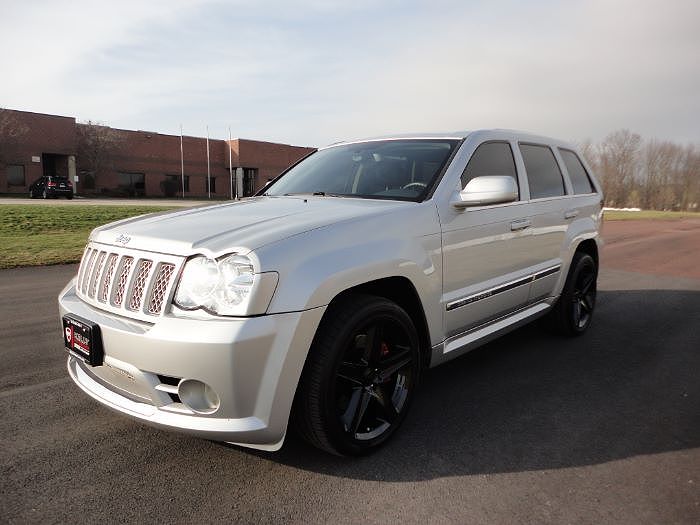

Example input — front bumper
[59,278,325,450]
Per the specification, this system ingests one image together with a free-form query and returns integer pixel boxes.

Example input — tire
[66,194,73,200]
[42,189,48,199]
[546,251,597,336]
[29,190,34,199]
[294,294,421,456]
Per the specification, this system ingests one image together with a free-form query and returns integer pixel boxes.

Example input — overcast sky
[1,0,698,147]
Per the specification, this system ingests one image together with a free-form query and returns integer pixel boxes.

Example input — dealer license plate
[62,314,104,366]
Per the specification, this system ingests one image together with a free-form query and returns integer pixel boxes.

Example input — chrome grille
[75,242,183,321]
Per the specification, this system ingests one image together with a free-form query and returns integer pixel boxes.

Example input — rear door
[515,143,569,301]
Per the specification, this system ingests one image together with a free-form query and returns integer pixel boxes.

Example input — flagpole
[179,124,185,198]
[206,125,211,199]
[228,127,233,200]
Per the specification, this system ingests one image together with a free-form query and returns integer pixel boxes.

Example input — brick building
[0,109,315,198]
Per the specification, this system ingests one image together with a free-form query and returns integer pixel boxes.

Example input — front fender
[255,202,444,346]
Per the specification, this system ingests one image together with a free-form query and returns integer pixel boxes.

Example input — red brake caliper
[380,342,390,357]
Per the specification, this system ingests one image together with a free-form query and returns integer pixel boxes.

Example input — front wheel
[547,251,597,335]
[294,294,421,455]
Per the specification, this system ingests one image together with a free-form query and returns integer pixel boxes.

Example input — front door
[440,141,533,337]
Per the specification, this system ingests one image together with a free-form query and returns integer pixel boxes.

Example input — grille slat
[98,254,118,303]
[77,247,92,292]
[148,263,176,315]
[75,242,183,322]
[112,256,134,307]
[89,251,107,298]
[81,249,98,294]
[127,260,153,311]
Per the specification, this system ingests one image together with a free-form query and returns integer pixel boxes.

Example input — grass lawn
[2,203,698,270]
[0,204,178,269]
[603,209,700,221]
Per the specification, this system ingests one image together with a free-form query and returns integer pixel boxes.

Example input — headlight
[174,254,277,316]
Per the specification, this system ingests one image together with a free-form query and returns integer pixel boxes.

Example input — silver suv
[59,129,602,455]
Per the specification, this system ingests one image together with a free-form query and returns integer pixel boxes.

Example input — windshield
[263,139,460,201]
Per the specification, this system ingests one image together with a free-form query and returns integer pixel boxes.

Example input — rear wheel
[547,251,597,335]
[294,294,421,455]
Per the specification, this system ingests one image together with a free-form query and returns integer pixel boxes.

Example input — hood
[91,196,410,256]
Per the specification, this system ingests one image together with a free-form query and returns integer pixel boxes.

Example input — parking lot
[1,219,699,524]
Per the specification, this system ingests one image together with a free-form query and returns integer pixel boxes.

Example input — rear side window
[461,142,518,197]
[559,149,595,194]
[519,144,565,199]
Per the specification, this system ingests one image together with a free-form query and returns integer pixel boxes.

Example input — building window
[161,175,178,197]
[162,174,189,196]
[6,165,25,186]
[209,177,216,194]
[243,168,257,196]
[80,170,95,189]
[117,172,146,197]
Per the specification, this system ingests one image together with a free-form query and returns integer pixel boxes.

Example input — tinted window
[560,149,594,194]
[520,144,565,199]
[461,142,518,193]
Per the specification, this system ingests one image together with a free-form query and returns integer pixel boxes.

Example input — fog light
[178,379,220,414]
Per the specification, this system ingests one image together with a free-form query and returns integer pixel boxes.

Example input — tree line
[580,130,699,211]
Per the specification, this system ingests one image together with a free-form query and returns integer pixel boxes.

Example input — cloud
[1,0,698,146]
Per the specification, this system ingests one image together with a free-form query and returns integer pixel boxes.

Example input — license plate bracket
[62,314,104,366]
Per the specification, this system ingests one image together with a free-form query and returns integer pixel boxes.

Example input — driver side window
[461,142,519,199]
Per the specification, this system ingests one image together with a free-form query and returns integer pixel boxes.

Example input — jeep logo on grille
[116,234,131,245]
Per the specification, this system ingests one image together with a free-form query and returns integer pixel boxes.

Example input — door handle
[564,210,579,220]
[510,219,532,231]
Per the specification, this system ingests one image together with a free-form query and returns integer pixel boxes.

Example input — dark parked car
[29,176,74,199]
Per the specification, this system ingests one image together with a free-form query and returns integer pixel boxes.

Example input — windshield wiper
[281,191,341,197]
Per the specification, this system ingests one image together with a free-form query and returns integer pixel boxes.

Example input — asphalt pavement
[1,221,699,524]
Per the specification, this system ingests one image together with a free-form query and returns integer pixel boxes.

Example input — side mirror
[453,176,518,208]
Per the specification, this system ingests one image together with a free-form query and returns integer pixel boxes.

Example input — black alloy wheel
[295,294,421,455]
[571,260,596,330]
[547,251,597,336]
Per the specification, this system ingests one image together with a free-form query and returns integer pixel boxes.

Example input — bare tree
[583,131,699,211]
[597,129,641,207]
[75,121,123,190]
[642,140,674,210]
[677,144,700,211]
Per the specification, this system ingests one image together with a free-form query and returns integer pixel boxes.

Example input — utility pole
[228,127,233,200]
[180,124,185,198]
[206,125,211,199]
